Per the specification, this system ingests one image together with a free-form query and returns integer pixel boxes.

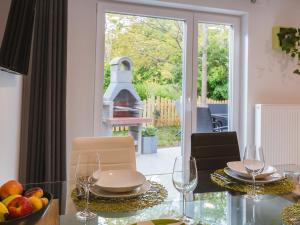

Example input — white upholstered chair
[69,136,136,180]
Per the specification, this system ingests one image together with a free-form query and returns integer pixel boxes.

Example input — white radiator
[255,104,300,166]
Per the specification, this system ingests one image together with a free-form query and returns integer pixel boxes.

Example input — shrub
[142,126,157,136]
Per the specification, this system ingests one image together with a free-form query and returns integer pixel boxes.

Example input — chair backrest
[191,132,240,193]
[69,136,136,180]
[208,104,228,114]
[196,107,213,133]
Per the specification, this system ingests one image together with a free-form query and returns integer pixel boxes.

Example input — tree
[198,24,230,100]
[201,24,208,106]
[104,13,230,101]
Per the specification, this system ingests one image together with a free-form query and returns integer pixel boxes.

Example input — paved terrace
[136,146,181,175]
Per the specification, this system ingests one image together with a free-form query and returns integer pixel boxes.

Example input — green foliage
[156,126,181,147]
[198,24,229,100]
[142,126,157,136]
[105,14,230,100]
[134,83,148,100]
[277,27,300,75]
[103,63,111,90]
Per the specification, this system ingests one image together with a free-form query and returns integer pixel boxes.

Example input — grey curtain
[26,0,67,183]
[0,0,36,74]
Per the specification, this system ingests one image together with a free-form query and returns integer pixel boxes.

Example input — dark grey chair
[196,107,227,133]
[196,107,214,133]
[208,104,228,114]
[208,104,228,128]
[191,132,240,193]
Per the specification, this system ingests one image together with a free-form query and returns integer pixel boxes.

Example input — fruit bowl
[0,192,52,225]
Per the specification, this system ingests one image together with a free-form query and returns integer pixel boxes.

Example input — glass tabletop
[22,164,300,225]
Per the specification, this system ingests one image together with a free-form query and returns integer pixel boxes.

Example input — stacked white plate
[225,161,283,184]
[90,169,150,198]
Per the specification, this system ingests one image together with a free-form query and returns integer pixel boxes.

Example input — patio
[136,146,181,175]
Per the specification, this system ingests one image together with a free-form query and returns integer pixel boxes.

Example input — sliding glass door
[95,2,240,173]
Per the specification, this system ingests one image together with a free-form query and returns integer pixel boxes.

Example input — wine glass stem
[85,185,90,211]
[182,192,186,218]
[252,175,256,196]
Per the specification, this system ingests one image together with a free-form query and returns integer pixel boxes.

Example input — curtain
[0,0,36,74]
[25,0,67,183]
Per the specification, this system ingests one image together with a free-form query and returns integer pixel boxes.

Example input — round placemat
[281,203,300,225]
[211,169,295,195]
[71,181,168,213]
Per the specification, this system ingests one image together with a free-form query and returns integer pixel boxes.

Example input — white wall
[67,0,97,177]
[67,0,300,168]
[0,72,22,183]
[0,0,22,183]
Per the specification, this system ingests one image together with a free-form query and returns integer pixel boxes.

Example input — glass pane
[197,23,231,133]
[103,13,185,174]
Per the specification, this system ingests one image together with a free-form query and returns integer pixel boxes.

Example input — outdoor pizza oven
[102,57,152,153]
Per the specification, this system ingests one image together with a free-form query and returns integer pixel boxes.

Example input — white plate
[96,169,146,193]
[224,167,284,184]
[227,161,277,179]
[91,181,151,198]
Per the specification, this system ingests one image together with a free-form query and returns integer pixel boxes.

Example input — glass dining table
[23,164,300,225]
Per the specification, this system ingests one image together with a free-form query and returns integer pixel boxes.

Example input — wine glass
[244,198,256,225]
[243,146,265,200]
[75,152,101,220]
[172,156,198,224]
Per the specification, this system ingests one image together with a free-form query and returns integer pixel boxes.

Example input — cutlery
[211,173,237,186]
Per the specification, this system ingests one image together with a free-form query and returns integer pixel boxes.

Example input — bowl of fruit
[0,180,52,225]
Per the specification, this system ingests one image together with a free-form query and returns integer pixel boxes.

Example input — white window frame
[94,0,241,158]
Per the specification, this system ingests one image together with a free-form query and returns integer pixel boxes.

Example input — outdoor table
[22,164,300,225]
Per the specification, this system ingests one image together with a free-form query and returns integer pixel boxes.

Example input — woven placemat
[281,203,300,225]
[211,169,295,195]
[71,181,168,213]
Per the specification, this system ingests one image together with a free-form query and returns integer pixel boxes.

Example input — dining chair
[191,132,241,193]
[69,136,136,180]
[208,103,228,127]
[196,107,227,132]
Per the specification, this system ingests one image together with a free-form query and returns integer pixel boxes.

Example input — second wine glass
[243,146,265,200]
[172,156,198,224]
[75,152,101,220]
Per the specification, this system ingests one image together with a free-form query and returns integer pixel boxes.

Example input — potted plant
[276,27,300,75]
[142,126,158,154]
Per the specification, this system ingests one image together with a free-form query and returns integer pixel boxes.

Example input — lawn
[113,126,181,148]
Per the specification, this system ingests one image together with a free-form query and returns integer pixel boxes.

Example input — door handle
[186,97,192,112]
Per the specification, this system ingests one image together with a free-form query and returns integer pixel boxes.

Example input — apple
[24,187,44,198]
[0,180,23,200]
[28,196,43,212]
[41,197,49,206]
[2,194,21,207]
[7,196,33,218]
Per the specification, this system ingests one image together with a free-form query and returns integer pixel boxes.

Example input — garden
[105,13,230,148]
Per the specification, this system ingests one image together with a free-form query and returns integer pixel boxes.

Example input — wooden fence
[113,96,228,131]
